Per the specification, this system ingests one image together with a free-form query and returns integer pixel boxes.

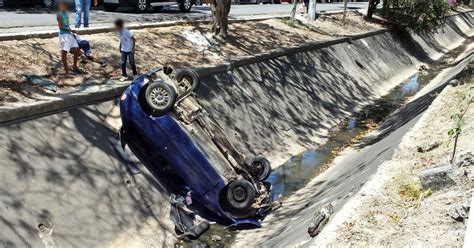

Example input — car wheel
[245,156,271,181]
[174,67,199,92]
[134,0,149,13]
[179,0,192,13]
[153,6,164,12]
[145,81,177,115]
[104,3,118,11]
[226,179,256,211]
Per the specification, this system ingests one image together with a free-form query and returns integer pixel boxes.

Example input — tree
[289,0,299,25]
[342,0,348,24]
[367,0,380,19]
[308,0,317,21]
[368,0,450,33]
[211,0,232,39]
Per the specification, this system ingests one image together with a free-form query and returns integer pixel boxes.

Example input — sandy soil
[0,12,382,105]
[315,74,474,246]
[305,12,381,36]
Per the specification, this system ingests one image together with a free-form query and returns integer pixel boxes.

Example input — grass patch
[399,181,432,207]
[281,17,296,28]
[390,214,401,223]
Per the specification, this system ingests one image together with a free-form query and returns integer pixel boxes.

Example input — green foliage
[281,18,296,28]
[447,113,463,139]
[380,0,450,33]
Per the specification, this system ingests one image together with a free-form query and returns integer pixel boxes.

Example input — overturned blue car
[119,67,274,229]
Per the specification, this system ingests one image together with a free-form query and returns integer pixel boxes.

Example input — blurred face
[58,3,69,12]
[114,21,124,31]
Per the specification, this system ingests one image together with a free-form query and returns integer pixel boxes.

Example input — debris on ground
[271,200,283,210]
[181,29,213,52]
[210,235,222,242]
[308,204,334,237]
[456,152,474,167]
[22,75,58,93]
[169,194,210,241]
[450,203,470,222]
[416,141,441,153]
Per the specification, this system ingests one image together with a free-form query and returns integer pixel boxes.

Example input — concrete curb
[0,14,288,42]
[195,28,389,77]
[0,82,128,126]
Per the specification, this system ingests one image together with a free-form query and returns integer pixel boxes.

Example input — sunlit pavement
[0,2,368,34]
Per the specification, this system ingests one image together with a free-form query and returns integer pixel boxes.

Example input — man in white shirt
[114,19,138,82]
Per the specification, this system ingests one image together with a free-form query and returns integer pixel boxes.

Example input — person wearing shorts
[57,2,80,75]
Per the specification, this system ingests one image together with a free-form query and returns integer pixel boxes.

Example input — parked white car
[103,0,193,13]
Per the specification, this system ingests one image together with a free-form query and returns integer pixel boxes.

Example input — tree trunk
[308,0,317,21]
[342,0,348,24]
[367,0,379,19]
[290,0,299,25]
[211,0,231,39]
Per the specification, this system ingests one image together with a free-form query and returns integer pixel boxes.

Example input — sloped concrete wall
[196,12,473,167]
[0,101,175,247]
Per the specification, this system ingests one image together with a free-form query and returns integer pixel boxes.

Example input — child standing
[57,2,81,75]
[114,19,137,82]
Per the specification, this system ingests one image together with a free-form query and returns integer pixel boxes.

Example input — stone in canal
[211,235,222,242]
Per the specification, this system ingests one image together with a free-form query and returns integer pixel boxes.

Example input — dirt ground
[315,73,474,246]
[0,12,382,106]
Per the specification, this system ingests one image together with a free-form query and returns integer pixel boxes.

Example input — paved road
[0,3,368,33]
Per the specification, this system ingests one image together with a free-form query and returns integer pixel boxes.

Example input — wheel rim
[184,0,191,9]
[149,87,170,108]
[138,0,147,11]
[250,161,264,177]
[233,186,247,203]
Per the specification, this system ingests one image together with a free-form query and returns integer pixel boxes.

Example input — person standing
[114,19,138,82]
[57,2,81,75]
[75,0,98,28]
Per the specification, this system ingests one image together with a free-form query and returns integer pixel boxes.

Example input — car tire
[245,156,271,181]
[145,81,177,116]
[226,179,256,211]
[134,0,149,13]
[179,0,192,13]
[104,3,118,11]
[152,6,164,12]
[174,67,199,92]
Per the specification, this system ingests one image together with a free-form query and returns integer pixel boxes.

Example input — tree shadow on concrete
[0,101,174,247]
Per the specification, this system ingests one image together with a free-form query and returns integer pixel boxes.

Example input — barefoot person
[57,1,81,75]
[114,19,138,82]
